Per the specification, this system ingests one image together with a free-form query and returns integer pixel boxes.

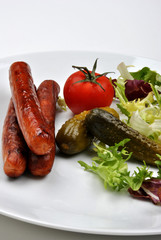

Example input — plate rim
[0,49,161,65]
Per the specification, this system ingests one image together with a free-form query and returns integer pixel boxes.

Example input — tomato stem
[72,59,114,91]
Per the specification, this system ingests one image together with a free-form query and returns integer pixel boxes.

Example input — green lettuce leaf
[130,67,161,86]
[78,139,153,191]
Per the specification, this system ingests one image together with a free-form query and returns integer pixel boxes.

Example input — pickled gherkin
[56,107,119,155]
[85,108,161,166]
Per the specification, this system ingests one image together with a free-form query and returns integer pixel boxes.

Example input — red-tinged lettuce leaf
[125,79,152,101]
[128,178,161,205]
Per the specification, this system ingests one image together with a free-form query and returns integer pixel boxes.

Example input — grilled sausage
[28,80,60,176]
[9,62,54,155]
[2,99,28,177]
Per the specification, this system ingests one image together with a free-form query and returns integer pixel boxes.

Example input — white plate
[0,51,161,236]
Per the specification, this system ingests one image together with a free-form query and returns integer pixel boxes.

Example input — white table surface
[0,0,161,239]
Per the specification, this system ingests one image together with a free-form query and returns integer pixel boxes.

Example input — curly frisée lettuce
[123,97,161,142]
[115,87,154,118]
[78,139,161,204]
[116,90,161,142]
[78,139,153,192]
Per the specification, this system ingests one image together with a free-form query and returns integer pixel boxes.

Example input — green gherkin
[85,108,161,166]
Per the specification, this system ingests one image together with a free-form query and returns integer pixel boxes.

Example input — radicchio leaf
[128,178,161,205]
[125,79,152,101]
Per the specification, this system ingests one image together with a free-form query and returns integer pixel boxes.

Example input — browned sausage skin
[28,80,60,176]
[2,99,27,177]
[28,148,56,176]
[36,80,60,130]
[9,62,54,155]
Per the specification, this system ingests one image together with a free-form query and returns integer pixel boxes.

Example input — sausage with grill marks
[2,99,28,177]
[28,80,60,176]
[9,62,54,155]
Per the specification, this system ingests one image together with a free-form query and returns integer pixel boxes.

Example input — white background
[0,0,161,239]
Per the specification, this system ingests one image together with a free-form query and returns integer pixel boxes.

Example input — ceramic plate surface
[0,51,161,236]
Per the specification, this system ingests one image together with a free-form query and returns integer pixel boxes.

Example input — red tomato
[63,60,114,114]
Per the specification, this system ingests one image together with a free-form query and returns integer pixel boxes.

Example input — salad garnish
[78,139,161,205]
[78,62,161,205]
[79,139,153,191]
[114,63,161,143]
